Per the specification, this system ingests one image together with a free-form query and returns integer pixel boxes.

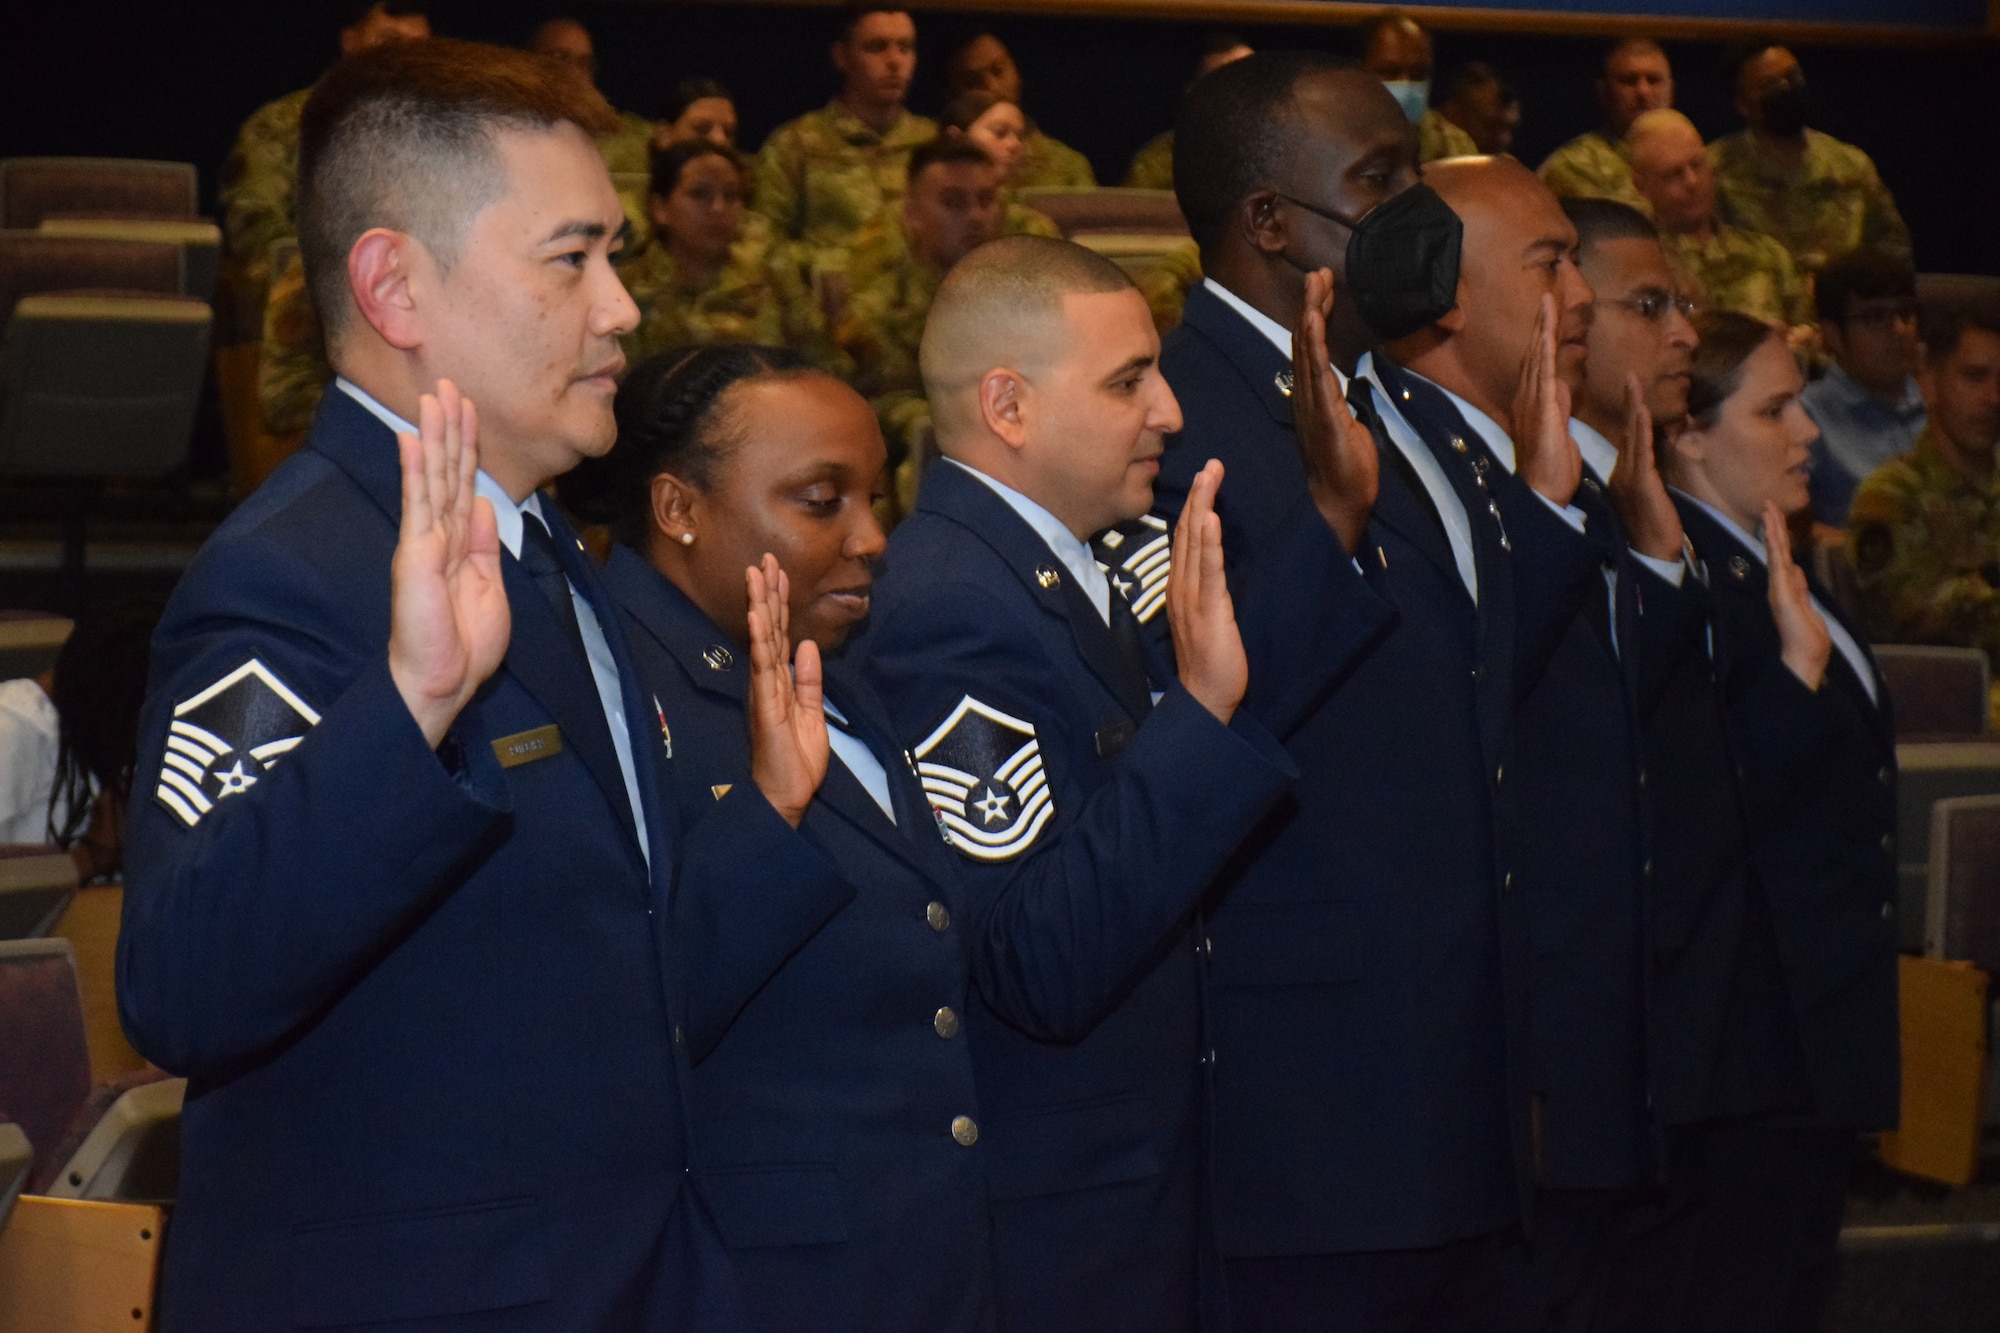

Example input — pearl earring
[679,532,695,546]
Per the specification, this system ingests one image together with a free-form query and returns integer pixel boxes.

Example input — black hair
[907,134,994,184]
[1814,247,1916,325]
[1600,37,1666,78]
[45,597,163,847]
[662,76,733,126]
[937,89,1013,136]
[558,344,817,550]
[1718,40,1787,99]
[940,24,1004,67]
[647,138,738,201]
[1925,308,2000,369]
[1438,61,1506,105]
[833,2,910,44]
[1563,196,1660,254]
[1174,49,1351,256]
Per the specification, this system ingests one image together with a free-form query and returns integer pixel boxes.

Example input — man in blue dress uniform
[118,40,817,1331]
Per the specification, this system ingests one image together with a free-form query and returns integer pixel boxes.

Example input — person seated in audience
[935,91,1065,236]
[941,28,1095,189]
[1663,310,1899,1332]
[1849,311,2000,652]
[1359,12,1476,162]
[259,244,332,435]
[1122,32,1253,190]
[218,0,429,290]
[753,3,934,268]
[653,76,740,153]
[529,15,655,174]
[0,599,160,882]
[1802,248,1928,528]
[1627,109,1813,346]
[838,137,1007,510]
[619,142,843,373]
[1538,38,1673,213]
[1708,43,1910,274]
[557,345,997,1332]
[1435,61,1520,156]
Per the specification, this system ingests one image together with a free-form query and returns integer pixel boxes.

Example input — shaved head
[1627,107,1701,158]
[921,235,1135,441]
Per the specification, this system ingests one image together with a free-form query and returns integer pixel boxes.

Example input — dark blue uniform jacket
[601,545,999,1333]
[118,390,801,1331]
[854,457,1389,1331]
[1677,497,1900,1131]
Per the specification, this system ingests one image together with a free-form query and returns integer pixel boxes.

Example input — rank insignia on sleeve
[1093,515,1170,624]
[153,658,321,828]
[914,695,1055,863]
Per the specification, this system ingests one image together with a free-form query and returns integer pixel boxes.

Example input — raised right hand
[1290,267,1379,555]
[1764,502,1831,691]
[1168,459,1248,725]
[389,380,511,749]
[1510,293,1583,508]
[745,554,829,827]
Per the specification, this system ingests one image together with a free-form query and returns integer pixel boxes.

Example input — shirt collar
[1203,279,1349,392]
[1568,416,1621,485]
[336,377,539,559]
[1409,370,1518,472]
[946,458,1107,599]
[1675,488,1765,562]
[1823,361,1926,419]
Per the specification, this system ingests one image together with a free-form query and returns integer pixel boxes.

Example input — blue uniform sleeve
[862,579,1297,1043]
[671,783,855,1063]
[118,542,512,1078]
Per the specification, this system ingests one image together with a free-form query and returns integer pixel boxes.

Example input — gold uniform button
[951,1115,979,1147]
[934,1006,960,1039]
[926,901,951,932]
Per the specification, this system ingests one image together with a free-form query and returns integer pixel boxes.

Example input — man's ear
[1242,190,1289,259]
[830,39,851,80]
[978,368,1029,452]
[347,228,426,352]
[1435,289,1469,335]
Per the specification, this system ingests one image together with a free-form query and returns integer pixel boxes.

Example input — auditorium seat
[38,217,222,304]
[42,1079,182,1203]
[0,1122,27,1234]
[1924,794,2000,972]
[1895,741,2000,950]
[0,938,93,1197]
[0,158,198,231]
[0,849,78,941]
[1873,644,1990,741]
[1017,187,1188,238]
[1916,272,2000,334]
[0,613,70,682]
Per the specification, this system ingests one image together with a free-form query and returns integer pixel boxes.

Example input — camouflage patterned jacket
[1661,222,1812,329]
[219,87,310,282]
[617,230,847,375]
[1122,130,1175,191]
[259,245,329,436]
[1538,130,1650,213]
[751,101,938,261]
[597,109,656,176]
[1708,128,1911,274]
[1013,129,1096,190]
[1418,109,1478,163]
[1849,427,2000,653]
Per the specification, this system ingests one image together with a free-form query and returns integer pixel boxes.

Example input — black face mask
[1277,182,1465,342]
[1759,81,1810,137]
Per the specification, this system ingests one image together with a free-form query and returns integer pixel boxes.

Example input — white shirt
[0,677,65,844]
[336,378,652,865]
[823,699,894,823]
[1678,492,1880,706]
[948,458,1112,624]
[1355,350,1480,601]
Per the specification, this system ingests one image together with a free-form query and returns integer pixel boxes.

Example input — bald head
[1627,109,1713,233]
[1393,156,1594,421]
[921,235,1135,430]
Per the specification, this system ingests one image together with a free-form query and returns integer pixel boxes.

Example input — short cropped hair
[1175,49,1351,255]
[1439,61,1505,104]
[907,135,994,185]
[1602,37,1665,77]
[920,236,1133,403]
[662,75,732,125]
[298,37,617,341]
[1925,308,2000,368]
[1718,40,1786,99]
[834,2,909,43]
[938,88,1010,136]
[1563,196,1660,254]
[1814,247,1916,325]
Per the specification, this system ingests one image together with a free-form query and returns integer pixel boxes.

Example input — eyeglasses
[1604,293,1698,323]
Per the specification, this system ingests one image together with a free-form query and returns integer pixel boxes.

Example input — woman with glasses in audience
[558,345,992,1333]
[1660,308,1899,1332]
[618,142,847,372]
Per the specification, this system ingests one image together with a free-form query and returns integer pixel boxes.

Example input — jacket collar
[1177,281,1296,427]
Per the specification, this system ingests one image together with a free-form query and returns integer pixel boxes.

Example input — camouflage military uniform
[219,87,310,284]
[258,246,330,435]
[1122,130,1176,191]
[597,109,656,176]
[1538,130,1650,213]
[616,229,847,374]
[834,214,952,516]
[1708,128,1911,274]
[1661,224,1812,329]
[751,101,938,268]
[1418,109,1478,163]
[1131,239,1203,333]
[1849,427,2000,655]
[1014,128,1096,190]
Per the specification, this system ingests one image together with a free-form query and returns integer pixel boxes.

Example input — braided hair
[557,343,817,551]
[46,596,163,847]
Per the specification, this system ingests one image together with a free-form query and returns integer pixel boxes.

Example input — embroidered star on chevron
[153,659,321,829]
[913,695,1054,863]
